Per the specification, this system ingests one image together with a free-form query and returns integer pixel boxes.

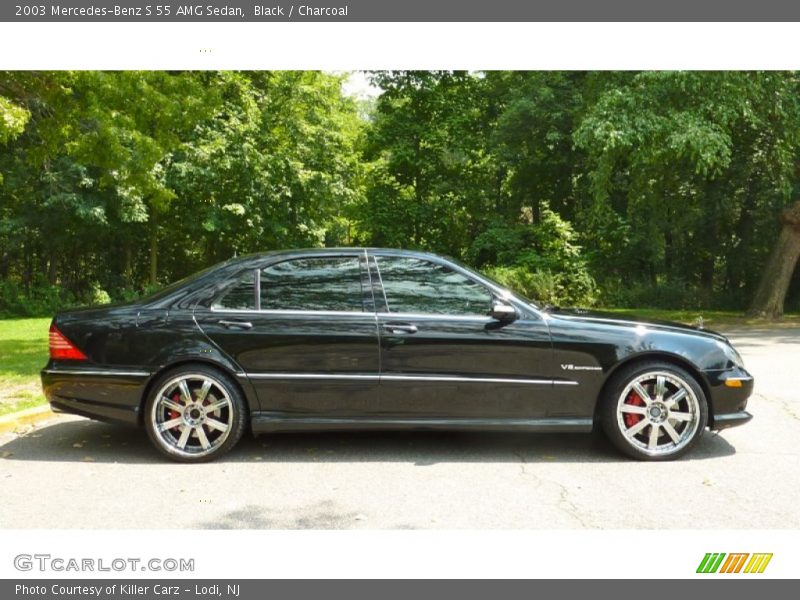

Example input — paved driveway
[1,327,798,529]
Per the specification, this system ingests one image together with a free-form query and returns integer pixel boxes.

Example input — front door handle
[384,323,418,335]
[218,319,253,330]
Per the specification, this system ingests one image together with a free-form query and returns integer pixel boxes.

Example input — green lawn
[0,317,50,416]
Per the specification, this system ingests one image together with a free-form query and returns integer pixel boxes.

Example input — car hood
[546,307,728,342]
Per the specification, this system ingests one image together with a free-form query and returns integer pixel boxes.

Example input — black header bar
[3,1,800,22]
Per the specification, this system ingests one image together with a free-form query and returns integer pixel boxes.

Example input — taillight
[49,324,88,361]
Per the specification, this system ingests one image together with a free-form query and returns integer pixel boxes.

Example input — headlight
[716,340,745,369]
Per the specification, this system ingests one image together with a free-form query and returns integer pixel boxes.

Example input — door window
[213,271,256,310]
[260,256,364,312]
[375,256,492,316]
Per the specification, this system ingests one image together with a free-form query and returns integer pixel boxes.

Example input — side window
[213,271,256,310]
[260,257,364,312]
[376,257,493,316]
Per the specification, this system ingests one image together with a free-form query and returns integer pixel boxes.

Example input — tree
[486,71,586,223]
[0,96,28,145]
[3,70,800,316]
[166,71,365,272]
[574,71,800,307]
[0,70,366,311]
[360,71,495,255]
[748,200,800,318]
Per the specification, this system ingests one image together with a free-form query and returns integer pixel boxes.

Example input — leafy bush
[471,208,597,307]
[90,286,112,306]
[487,265,596,307]
[599,280,710,310]
[597,280,754,311]
[0,279,79,318]
[0,277,118,318]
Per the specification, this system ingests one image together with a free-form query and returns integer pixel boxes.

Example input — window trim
[376,311,492,322]
[372,256,390,311]
[209,306,376,317]
[254,267,261,311]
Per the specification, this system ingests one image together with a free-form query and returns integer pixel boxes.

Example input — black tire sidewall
[144,365,248,463]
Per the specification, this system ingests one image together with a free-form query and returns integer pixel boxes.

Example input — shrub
[0,278,116,318]
[471,207,597,307]
[90,286,112,306]
[487,265,596,307]
[0,280,79,317]
[598,280,710,310]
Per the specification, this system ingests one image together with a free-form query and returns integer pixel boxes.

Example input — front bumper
[705,367,754,431]
[712,410,753,430]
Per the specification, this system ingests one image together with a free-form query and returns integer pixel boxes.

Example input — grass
[0,317,50,416]
[0,309,797,418]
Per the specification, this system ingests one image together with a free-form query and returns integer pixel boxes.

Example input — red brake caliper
[168,392,181,421]
[624,391,645,427]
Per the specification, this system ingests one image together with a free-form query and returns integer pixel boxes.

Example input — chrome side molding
[237,372,578,386]
[42,368,151,377]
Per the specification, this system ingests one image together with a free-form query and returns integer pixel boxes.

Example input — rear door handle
[218,319,253,330]
[384,323,418,335]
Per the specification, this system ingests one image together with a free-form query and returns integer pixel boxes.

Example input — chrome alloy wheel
[615,371,701,457]
[150,373,233,459]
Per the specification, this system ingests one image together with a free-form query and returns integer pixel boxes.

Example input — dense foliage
[1,70,799,316]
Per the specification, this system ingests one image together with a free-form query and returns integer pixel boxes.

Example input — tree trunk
[123,242,132,280]
[747,200,800,319]
[699,257,715,291]
[47,253,58,284]
[0,250,8,279]
[664,227,673,274]
[727,190,755,292]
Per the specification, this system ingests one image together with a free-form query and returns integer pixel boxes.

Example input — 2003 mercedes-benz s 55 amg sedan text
[41,248,753,462]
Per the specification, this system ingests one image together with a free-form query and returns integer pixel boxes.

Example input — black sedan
[41,248,753,462]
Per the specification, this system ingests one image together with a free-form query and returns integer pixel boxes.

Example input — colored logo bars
[696,553,773,574]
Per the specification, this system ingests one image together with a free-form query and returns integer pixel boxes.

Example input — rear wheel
[601,362,707,461]
[144,365,247,462]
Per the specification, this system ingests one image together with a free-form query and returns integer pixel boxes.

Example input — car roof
[144,247,530,311]
[233,247,448,263]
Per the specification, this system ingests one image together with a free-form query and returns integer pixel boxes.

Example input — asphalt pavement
[1,327,798,529]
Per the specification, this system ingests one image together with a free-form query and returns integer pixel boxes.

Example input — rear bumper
[41,365,150,426]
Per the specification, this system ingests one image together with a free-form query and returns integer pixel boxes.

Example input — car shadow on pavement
[0,417,738,465]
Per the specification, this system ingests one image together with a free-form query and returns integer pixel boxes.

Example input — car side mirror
[490,300,517,322]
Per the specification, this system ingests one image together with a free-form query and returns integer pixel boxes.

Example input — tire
[601,361,708,461]
[144,364,247,463]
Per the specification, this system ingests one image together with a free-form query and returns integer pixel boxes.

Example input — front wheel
[144,365,247,462]
[601,362,708,461]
